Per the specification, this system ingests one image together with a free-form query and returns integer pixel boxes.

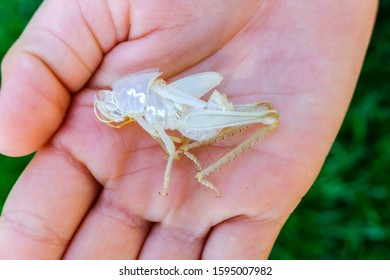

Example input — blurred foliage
[0,0,389,259]
[0,0,42,61]
[0,0,42,211]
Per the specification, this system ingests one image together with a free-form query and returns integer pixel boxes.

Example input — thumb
[0,0,127,156]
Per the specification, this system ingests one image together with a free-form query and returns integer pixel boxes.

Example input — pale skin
[0,0,377,259]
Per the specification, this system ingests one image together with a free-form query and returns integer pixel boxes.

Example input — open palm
[0,0,376,259]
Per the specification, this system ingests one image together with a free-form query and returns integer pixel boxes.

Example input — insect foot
[159,175,170,197]
[195,172,221,199]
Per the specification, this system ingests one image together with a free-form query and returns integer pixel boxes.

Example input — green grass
[0,0,389,259]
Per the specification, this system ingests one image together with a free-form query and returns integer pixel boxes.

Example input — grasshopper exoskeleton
[94,69,279,198]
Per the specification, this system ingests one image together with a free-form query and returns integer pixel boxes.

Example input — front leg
[154,126,176,196]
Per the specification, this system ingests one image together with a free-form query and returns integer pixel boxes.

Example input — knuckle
[156,223,207,245]
[1,210,69,247]
[95,195,149,232]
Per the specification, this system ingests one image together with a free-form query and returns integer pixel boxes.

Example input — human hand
[0,0,377,259]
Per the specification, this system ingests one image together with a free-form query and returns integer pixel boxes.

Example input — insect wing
[183,109,279,130]
[152,82,207,108]
[169,72,223,98]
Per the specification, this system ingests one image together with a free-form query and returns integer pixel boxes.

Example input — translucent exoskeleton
[94,69,279,198]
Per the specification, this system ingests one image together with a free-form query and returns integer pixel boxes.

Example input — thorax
[143,90,186,130]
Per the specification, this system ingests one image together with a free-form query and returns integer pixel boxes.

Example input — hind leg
[178,107,279,198]
[195,121,278,198]
[176,126,245,170]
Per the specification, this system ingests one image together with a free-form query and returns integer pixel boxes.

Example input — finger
[89,0,263,87]
[0,0,128,156]
[138,222,208,260]
[63,193,151,260]
[201,216,287,259]
[0,147,99,259]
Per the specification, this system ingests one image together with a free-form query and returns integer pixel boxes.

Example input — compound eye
[96,90,105,102]
[110,110,125,118]
[104,102,118,112]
